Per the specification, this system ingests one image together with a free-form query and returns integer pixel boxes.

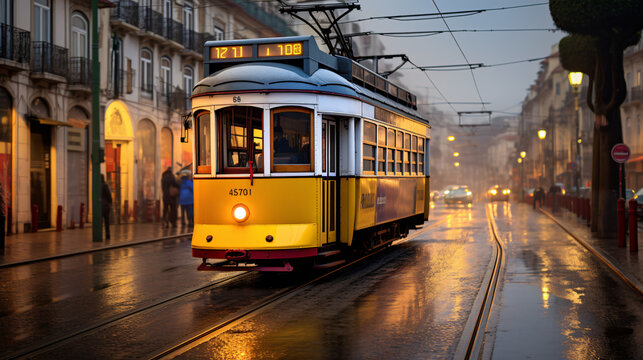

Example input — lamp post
[569,72,583,197]
[519,151,526,200]
[538,129,547,186]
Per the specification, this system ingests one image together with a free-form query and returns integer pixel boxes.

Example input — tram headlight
[232,204,250,223]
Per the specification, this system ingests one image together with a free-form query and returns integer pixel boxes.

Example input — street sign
[568,161,577,170]
[611,143,630,163]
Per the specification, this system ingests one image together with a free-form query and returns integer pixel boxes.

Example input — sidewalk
[0,222,192,266]
[535,203,643,293]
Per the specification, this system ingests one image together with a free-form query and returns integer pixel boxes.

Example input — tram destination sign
[611,143,630,163]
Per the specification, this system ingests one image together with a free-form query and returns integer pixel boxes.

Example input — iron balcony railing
[0,23,30,63]
[107,68,135,99]
[139,6,164,35]
[110,0,139,27]
[159,80,173,104]
[68,57,91,87]
[631,86,643,103]
[32,41,68,77]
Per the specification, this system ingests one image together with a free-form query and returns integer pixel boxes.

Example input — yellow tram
[186,36,431,271]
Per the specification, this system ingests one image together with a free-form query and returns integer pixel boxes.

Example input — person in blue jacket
[179,170,194,227]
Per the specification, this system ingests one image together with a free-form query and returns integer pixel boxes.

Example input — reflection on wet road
[175,205,495,360]
[489,202,643,359]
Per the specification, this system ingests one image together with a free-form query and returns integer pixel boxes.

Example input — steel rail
[455,204,505,360]
[0,233,193,269]
[150,213,456,360]
[538,208,643,296]
[3,272,250,360]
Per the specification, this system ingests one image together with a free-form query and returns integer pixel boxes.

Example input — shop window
[362,121,376,175]
[272,107,313,172]
[217,106,263,173]
[195,111,211,174]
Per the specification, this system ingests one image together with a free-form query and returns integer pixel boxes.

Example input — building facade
[0,0,295,233]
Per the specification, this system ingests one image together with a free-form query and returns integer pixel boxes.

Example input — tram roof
[194,62,428,124]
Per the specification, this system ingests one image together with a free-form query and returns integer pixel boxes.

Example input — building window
[71,11,88,58]
[362,121,376,175]
[183,1,193,31]
[195,111,211,174]
[1,0,13,26]
[272,107,313,172]
[140,48,153,96]
[555,82,560,95]
[160,56,171,99]
[214,26,224,40]
[183,65,193,108]
[638,71,641,86]
[0,86,11,208]
[217,106,263,174]
[33,0,50,42]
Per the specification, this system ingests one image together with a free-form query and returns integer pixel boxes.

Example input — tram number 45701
[229,188,252,196]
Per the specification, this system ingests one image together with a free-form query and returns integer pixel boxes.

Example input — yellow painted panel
[192,223,317,250]
[424,176,431,220]
[415,177,426,214]
[355,178,377,230]
[340,177,356,246]
[194,177,319,226]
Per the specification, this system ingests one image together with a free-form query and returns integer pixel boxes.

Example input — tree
[550,0,643,237]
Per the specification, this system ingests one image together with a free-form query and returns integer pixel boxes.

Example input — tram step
[314,259,346,269]
[317,249,342,257]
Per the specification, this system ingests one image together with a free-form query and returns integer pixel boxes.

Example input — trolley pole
[91,0,102,242]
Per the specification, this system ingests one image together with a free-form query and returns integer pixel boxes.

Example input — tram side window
[386,128,395,173]
[377,125,386,175]
[418,137,425,174]
[272,107,313,172]
[404,133,411,174]
[395,130,403,173]
[217,106,263,174]
[362,121,376,175]
[412,135,418,175]
[195,111,211,174]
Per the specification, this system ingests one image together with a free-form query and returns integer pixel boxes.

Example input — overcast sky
[340,0,565,123]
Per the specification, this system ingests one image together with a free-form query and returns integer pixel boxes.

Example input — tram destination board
[210,45,253,60]
[206,37,311,65]
[258,42,303,58]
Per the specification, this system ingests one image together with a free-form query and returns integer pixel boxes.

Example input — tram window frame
[395,130,403,174]
[386,128,395,174]
[195,111,212,174]
[217,106,263,174]
[271,107,314,173]
[377,125,386,175]
[411,135,418,175]
[418,136,425,174]
[362,120,376,175]
[404,133,411,174]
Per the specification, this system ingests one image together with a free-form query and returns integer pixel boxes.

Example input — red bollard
[6,205,11,235]
[629,198,638,252]
[56,205,62,232]
[80,203,85,229]
[617,198,626,247]
[31,204,38,232]
[133,200,138,222]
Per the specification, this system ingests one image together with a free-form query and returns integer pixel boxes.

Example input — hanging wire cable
[340,2,548,24]
[431,0,487,111]
[406,59,458,115]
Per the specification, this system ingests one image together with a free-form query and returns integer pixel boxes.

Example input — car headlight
[466,191,472,196]
[490,189,497,195]
[232,204,250,223]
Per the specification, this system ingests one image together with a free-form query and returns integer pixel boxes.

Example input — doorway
[30,122,51,229]
[321,118,338,244]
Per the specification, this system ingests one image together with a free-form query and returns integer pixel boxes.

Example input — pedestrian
[533,186,545,208]
[101,174,112,239]
[179,170,194,227]
[549,183,561,212]
[161,167,179,227]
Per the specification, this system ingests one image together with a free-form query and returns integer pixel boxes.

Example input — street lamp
[447,135,455,142]
[538,129,547,140]
[453,152,460,157]
[520,151,526,159]
[538,129,547,185]
[454,161,460,167]
[569,72,583,197]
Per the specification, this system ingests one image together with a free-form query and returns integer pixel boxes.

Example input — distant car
[488,185,510,201]
[444,186,473,205]
[430,190,441,202]
[524,188,535,200]
[636,188,643,219]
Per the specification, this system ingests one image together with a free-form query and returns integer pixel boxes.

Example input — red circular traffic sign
[611,143,630,163]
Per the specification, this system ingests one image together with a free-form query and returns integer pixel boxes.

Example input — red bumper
[192,248,318,261]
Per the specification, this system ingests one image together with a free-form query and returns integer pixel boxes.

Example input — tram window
[419,137,425,174]
[195,111,211,174]
[404,133,411,174]
[395,130,403,173]
[217,106,263,174]
[329,122,336,173]
[272,107,313,172]
[387,129,395,174]
[362,121,376,174]
[377,125,386,174]
[322,122,326,172]
[412,135,418,174]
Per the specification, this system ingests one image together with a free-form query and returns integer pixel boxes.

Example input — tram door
[321,118,337,244]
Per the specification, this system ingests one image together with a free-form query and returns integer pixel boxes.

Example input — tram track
[0,233,193,269]
[3,271,250,360]
[454,204,505,360]
[149,213,456,360]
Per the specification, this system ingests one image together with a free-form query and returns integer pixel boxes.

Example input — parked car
[444,186,473,206]
[488,185,510,201]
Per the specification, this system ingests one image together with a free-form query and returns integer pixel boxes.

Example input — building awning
[27,115,72,127]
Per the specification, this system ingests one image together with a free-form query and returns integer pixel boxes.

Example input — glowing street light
[453,152,460,157]
[454,161,460,167]
[568,72,583,88]
[520,151,526,159]
[447,135,455,142]
[538,129,547,140]
[517,158,523,164]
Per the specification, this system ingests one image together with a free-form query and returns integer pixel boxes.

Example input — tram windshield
[217,106,263,173]
[271,107,313,172]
